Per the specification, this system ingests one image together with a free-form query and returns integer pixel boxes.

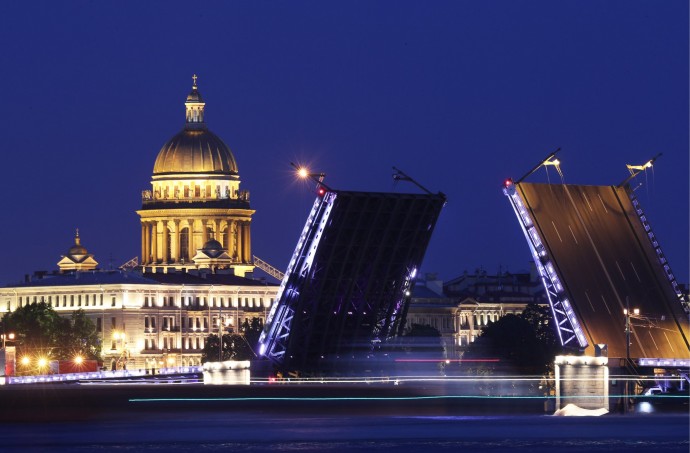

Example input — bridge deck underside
[264,191,445,373]
[517,182,689,359]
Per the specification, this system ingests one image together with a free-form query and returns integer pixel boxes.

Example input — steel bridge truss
[259,190,446,373]
[627,189,690,314]
[504,182,588,350]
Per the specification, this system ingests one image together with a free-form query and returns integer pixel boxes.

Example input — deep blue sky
[0,1,687,285]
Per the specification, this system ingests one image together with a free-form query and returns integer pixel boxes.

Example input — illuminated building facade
[0,269,277,371]
[0,77,278,372]
[406,269,547,358]
[137,76,255,276]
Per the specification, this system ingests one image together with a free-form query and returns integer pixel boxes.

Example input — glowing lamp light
[297,167,309,178]
[74,355,84,365]
[504,178,513,187]
[37,357,47,368]
[20,356,30,366]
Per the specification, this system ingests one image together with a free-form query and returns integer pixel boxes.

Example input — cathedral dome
[153,128,238,175]
[152,76,238,176]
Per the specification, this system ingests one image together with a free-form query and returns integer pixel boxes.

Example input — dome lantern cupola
[185,74,206,128]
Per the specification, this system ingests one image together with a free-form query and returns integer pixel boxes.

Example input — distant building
[0,77,278,373]
[137,76,255,277]
[407,267,547,358]
[0,269,277,371]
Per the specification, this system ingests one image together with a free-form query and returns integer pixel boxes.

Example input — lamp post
[623,299,639,413]
[1,333,14,349]
[1,333,15,378]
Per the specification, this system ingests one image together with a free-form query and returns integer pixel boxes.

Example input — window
[100,294,103,306]
[63,295,67,307]
[96,318,102,332]
[78,295,82,307]
[111,317,117,328]
[70,295,74,307]
[145,317,149,328]
[85,294,89,306]
[111,297,116,307]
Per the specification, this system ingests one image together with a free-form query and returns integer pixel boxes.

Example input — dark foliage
[463,303,562,375]
[1,303,101,373]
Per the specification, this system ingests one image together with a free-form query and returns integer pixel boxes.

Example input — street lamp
[291,162,331,191]
[1,333,14,349]
[623,306,639,363]
[623,301,639,413]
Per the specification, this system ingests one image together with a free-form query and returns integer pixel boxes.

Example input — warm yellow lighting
[297,167,309,178]
[74,355,84,365]
[166,357,175,366]
[37,357,47,368]
[112,331,126,340]
[7,333,14,340]
[20,356,30,366]
[633,308,640,315]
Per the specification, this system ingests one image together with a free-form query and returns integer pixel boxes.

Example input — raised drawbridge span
[259,171,446,374]
[504,154,689,365]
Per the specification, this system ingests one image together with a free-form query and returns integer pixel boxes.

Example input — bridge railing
[4,365,203,385]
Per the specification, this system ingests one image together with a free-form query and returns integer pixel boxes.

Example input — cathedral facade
[138,76,255,277]
[0,77,278,372]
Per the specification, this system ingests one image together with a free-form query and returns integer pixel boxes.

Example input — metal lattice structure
[504,181,588,350]
[504,179,689,360]
[252,255,285,282]
[259,189,446,374]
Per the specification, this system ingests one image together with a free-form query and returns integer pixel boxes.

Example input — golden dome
[153,128,238,175]
[152,76,238,176]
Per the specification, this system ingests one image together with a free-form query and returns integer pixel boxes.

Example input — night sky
[1,1,687,286]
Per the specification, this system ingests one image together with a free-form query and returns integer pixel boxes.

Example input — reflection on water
[203,368,251,385]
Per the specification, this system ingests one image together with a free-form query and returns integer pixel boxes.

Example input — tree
[400,323,444,355]
[201,317,264,363]
[1,303,101,373]
[463,305,562,376]
[241,317,263,355]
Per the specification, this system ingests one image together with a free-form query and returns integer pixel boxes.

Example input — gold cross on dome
[192,74,198,87]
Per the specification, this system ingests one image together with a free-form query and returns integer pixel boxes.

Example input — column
[151,221,158,263]
[187,219,194,262]
[213,219,221,241]
[235,221,242,262]
[172,220,180,263]
[243,221,251,262]
[201,220,208,246]
[144,222,151,265]
[161,221,169,264]
[141,223,147,265]
[226,221,235,259]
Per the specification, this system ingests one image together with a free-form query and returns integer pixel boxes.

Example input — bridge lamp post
[623,307,639,363]
[623,304,639,413]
